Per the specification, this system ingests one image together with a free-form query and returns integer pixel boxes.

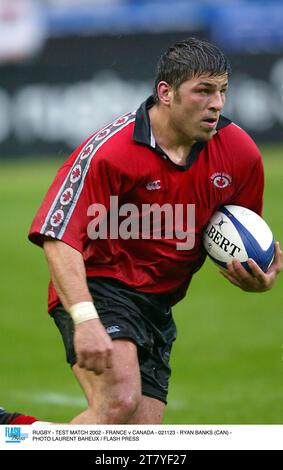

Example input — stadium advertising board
[0,33,282,157]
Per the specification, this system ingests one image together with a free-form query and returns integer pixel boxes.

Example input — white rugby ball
[203,205,274,272]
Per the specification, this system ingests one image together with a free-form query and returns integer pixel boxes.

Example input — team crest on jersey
[210,172,232,188]
[60,187,74,206]
[50,209,65,227]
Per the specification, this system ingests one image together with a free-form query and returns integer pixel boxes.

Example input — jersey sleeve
[28,137,122,253]
[232,156,264,215]
[229,127,264,216]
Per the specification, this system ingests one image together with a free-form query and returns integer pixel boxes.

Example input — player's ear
[156,81,173,106]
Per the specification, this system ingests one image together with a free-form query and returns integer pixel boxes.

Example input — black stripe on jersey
[217,115,232,130]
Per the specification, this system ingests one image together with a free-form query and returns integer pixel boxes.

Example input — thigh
[51,281,176,411]
[72,346,165,424]
[72,339,142,406]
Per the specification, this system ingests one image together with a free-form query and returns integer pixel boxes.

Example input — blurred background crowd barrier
[0,0,283,158]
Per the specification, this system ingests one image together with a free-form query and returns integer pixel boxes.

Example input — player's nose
[209,91,225,112]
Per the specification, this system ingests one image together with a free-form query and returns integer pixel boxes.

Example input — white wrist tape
[69,302,99,325]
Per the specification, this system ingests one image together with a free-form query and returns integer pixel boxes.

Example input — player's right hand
[74,319,113,374]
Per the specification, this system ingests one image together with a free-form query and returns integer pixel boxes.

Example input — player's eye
[198,89,210,95]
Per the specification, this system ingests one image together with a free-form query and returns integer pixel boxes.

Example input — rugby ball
[203,205,274,272]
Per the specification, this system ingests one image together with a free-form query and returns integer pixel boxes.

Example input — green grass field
[0,144,282,424]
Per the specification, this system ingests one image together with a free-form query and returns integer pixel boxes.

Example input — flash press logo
[5,427,29,444]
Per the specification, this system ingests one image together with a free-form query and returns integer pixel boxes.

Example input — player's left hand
[220,241,282,292]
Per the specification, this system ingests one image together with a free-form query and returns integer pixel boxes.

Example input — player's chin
[195,130,216,142]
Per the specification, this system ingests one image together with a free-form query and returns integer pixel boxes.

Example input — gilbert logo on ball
[203,205,275,272]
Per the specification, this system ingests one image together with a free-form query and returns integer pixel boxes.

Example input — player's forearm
[43,239,92,312]
[43,239,112,374]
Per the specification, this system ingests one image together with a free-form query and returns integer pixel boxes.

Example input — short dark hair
[153,37,231,102]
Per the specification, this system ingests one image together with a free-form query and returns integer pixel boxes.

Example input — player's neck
[149,105,196,166]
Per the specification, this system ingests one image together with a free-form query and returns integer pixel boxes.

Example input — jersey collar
[133,95,232,171]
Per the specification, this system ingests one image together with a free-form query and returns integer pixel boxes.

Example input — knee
[107,390,142,424]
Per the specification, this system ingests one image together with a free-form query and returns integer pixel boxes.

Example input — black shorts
[51,277,177,404]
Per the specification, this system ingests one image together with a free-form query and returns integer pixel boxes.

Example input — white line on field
[9,390,86,407]
[31,393,185,410]
[168,399,187,411]
[31,392,87,407]
[11,390,186,411]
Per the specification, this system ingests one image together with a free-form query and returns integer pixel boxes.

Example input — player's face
[169,73,228,143]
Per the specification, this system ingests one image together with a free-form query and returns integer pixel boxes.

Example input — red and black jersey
[29,96,264,311]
